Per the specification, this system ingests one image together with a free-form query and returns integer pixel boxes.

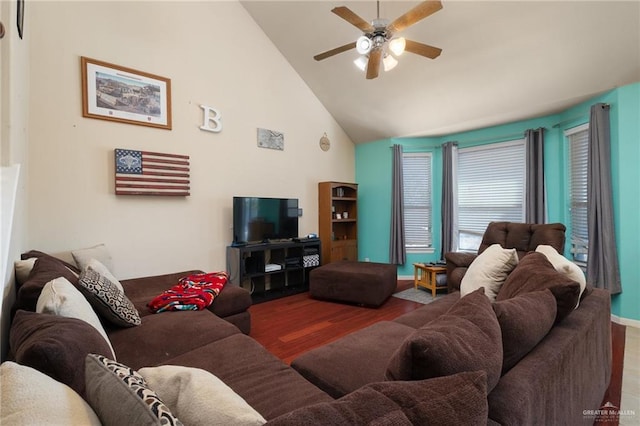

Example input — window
[457,140,525,251]
[402,152,432,252]
[566,124,589,263]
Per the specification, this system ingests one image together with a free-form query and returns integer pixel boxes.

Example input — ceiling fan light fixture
[356,35,373,55]
[389,37,406,56]
[383,54,398,72]
[354,55,368,71]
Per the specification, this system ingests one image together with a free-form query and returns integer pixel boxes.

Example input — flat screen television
[233,197,299,244]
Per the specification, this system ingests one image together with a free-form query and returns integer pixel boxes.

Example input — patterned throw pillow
[84,354,181,426]
[78,267,141,327]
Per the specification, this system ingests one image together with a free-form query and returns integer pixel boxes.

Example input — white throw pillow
[535,244,587,308]
[86,258,124,293]
[14,258,37,285]
[72,244,114,272]
[460,244,519,301]
[36,277,116,359]
[139,365,267,426]
[0,361,101,425]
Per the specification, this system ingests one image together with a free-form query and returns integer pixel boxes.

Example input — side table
[413,263,447,299]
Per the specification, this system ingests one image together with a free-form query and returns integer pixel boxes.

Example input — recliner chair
[445,221,566,293]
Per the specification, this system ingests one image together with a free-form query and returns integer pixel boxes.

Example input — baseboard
[398,275,413,280]
[611,314,640,329]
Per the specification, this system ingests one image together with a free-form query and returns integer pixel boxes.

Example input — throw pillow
[84,354,181,426]
[9,310,113,398]
[535,244,586,307]
[496,252,580,324]
[492,289,557,374]
[21,249,81,274]
[15,256,81,312]
[72,243,114,272]
[78,266,141,327]
[0,361,101,425]
[85,257,124,293]
[268,371,488,426]
[138,365,266,426]
[36,277,116,359]
[14,257,37,286]
[386,287,503,392]
[460,243,519,301]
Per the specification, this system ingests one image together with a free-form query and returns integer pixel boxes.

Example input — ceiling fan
[314,1,443,79]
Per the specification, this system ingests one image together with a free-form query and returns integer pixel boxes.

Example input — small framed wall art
[81,57,172,130]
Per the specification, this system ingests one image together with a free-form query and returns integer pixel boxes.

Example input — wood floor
[249,281,626,424]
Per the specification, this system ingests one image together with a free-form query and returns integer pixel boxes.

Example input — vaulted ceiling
[241,1,640,144]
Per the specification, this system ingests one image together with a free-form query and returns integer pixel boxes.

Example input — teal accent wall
[355,82,640,322]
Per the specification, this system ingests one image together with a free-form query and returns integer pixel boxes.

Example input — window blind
[402,152,432,250]
[566,124,589,262]
[457,140,525,251]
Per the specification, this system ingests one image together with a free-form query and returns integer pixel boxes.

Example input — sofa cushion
[78,267,141,327]
[15,256,80,312]
[0,361,101,425]
[291,321,417,398]
[492,289,557,373]
[21,249,81,274]
[36,277,116,359]
[9,310,113,398]
[266,371,488,426]
[106,310,241,369]
[386,287,503,392]
[535,244,586,307]
[393,291,460,328]
[138,365,266,426]
[162,334,334,420]
[84,258,124,292]
[496,252,580,324]
[84,354,180,426]
[460,244,519,301]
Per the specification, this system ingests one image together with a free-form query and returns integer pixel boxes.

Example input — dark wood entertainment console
[226,240,321,303]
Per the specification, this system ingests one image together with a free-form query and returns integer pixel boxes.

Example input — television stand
[226,240,321,304]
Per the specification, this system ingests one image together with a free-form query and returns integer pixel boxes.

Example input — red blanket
[148,272,228,313]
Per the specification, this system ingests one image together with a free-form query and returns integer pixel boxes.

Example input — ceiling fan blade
[388,1,443,34]
[332,6,375,33]
[366,49,382,79]
[404,39,442,59]
[314,41,357,61]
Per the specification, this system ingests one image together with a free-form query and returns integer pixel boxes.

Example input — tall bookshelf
[318,182,358,264]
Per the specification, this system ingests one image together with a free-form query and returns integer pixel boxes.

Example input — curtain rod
[552,103,610,128]
[457,131,526,145]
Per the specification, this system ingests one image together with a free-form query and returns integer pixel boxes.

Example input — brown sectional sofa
[291,253,612,426]
[5,249,488,424]
[4,247,612,425]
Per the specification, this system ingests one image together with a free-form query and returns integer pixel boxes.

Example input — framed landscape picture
[81,57,172,130]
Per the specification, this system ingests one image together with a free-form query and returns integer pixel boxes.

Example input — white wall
[1,0,30,361]
[25,1,354,279]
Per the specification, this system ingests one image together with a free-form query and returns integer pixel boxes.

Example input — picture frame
[81,57,172,130]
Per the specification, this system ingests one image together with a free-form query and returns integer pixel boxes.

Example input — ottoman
[309,261,397,307]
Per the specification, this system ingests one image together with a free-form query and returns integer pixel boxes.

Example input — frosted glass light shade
[354,56,368,71]
[383,54,398,71]
[356,36,373,55]
[389,37,406,56]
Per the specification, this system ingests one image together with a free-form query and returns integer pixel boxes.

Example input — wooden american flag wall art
[114,149,190,196]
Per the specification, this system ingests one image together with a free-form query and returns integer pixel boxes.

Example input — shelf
[319,181,358,264]
[226,241,321,304]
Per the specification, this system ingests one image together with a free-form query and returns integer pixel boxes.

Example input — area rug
[392,287,445,305]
